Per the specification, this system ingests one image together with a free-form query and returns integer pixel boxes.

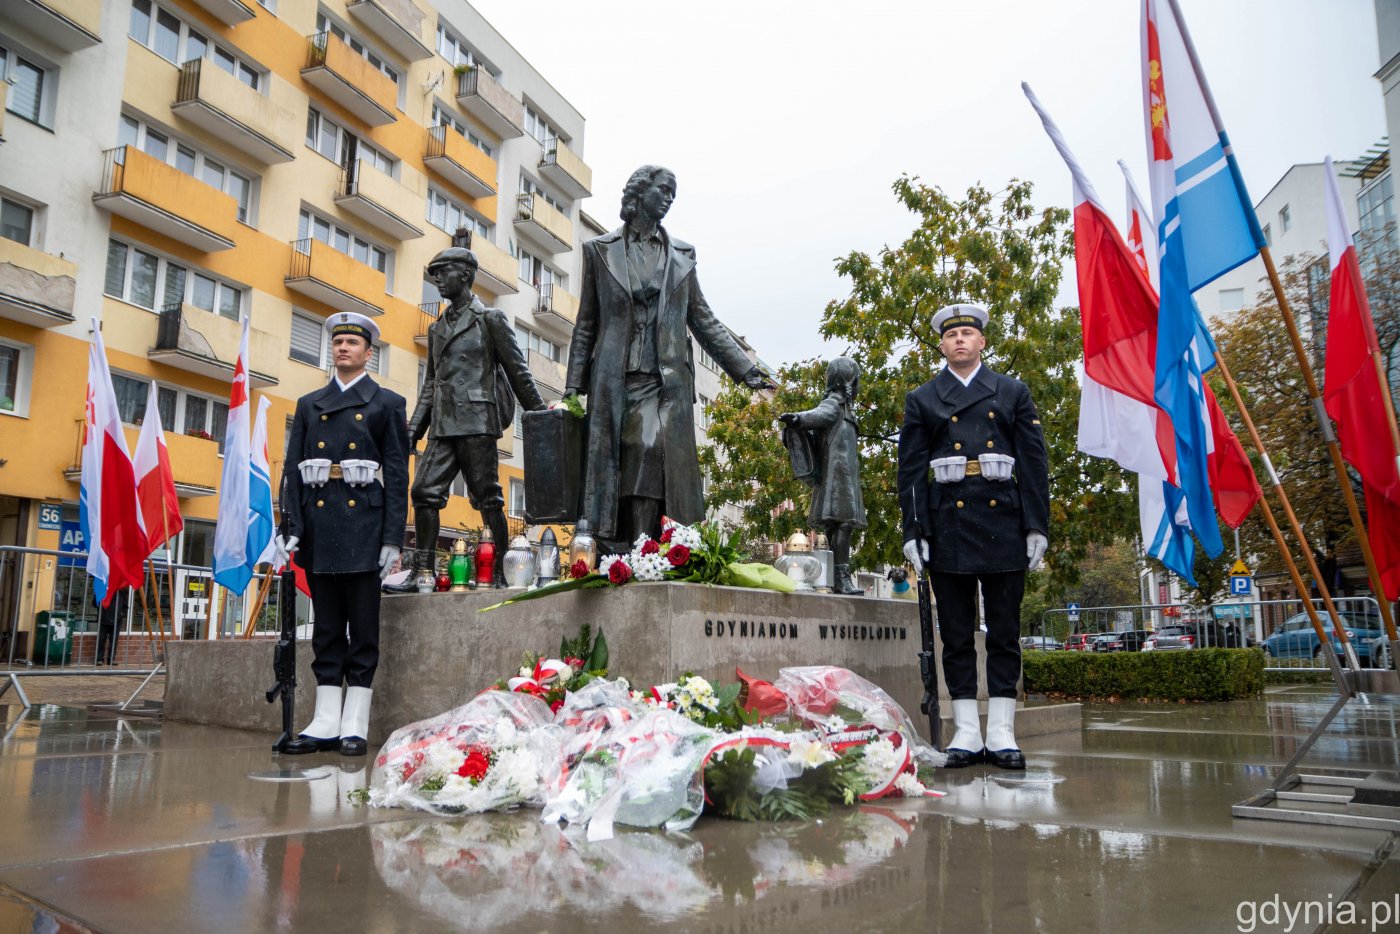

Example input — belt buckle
[965,460,982,477]
[328,464,344,480]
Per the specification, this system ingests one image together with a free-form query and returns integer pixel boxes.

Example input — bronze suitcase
[523,408,585,523]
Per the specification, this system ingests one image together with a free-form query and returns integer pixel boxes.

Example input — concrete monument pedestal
[166,583,1080,743]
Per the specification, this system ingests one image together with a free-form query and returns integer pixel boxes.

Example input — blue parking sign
[1230,575,1251,596]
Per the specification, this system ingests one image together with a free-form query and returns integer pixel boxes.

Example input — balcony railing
[448,229,518,296]
[416,300,440,344]
[347,0,431,62]
[302,32,397,127]
[335,160,424,240]
[286,238,384,317]
[93,146,238,252]
[173,59,297,164]
[454,67,524,139]
[514,193,573,254]
[0,237,77,327]
[539,139,592,200]
[152,302,278,386]
[423,125,497,200]
[535,283,578,328]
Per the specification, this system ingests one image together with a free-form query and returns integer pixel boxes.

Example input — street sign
[1230,575,1252,596]
[38,504,62,530]
[1067,601,1081,622]
[1230,559,1250,576]
[58,520,86,568]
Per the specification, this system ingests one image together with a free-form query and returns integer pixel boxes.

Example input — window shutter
[290,313,322,365]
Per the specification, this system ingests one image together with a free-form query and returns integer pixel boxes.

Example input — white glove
[341,459,380,486]
[1026,532,1048,572]
[378,545,401,581]
[930,455,967,483]
[903,538,930,575]
[979,452,1015,481]
[298,458,331,486]
[274,534,299,569]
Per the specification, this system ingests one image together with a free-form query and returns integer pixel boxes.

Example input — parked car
[1020,635,1062,651]
[1063,633,1094,652]
[1369,634,1394,671]
[1145,622,1250,651]
[1087,634,1120,652]
[1262,612,1382,663]
[1095,630,1153,652]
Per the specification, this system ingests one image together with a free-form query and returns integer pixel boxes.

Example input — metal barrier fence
[0,545,298,671]
[1035,596,1389,671]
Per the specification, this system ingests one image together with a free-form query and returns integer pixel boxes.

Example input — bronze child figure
[780,356,867,595]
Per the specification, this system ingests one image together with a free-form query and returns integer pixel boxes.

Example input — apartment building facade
[0,0,591,643]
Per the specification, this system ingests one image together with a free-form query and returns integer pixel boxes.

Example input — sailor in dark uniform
[276,311,410,756]
[897,303,1049,769]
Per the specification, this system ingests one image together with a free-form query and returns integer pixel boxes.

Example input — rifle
[916,565,943,750]
[266,472,301,754]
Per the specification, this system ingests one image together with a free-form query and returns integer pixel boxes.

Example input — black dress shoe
[281,734,340,755]
[941,747,985,768]
[340,735,368,757]
[987,748,1026,770]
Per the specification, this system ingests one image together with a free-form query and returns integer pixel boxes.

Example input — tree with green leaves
[700,176,1137,597]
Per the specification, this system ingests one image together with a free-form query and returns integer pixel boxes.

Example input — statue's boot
[833,564,863,596]
[382,549,425,594]
[282,685,343,754]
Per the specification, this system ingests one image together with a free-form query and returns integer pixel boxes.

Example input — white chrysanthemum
[518,666,533,679]
[423,740,466,777]
[632,552,668,581]
[859,737,902,783]
[671,525,702,549]
[786,735,837,769]
[894,771,928,797]
[633,533,655,552]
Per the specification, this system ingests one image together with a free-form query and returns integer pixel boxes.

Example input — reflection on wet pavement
[0,686,1396,933]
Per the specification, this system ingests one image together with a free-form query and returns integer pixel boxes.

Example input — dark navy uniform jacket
[284,376,410,575]
[897,365,1050,574]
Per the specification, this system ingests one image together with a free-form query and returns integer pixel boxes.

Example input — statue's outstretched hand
[742,367,776,391]
[778,413,800,427]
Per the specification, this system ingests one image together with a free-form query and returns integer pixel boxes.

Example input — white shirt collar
[334,371,368,392]
[947,362,982,388]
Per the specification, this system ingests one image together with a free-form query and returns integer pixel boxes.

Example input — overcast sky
[472,0,1387,368]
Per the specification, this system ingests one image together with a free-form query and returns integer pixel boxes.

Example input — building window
[305,107,394,175]
[0,339,34,417]
[290,310,382,374]
[524,106,561,149]
[104,238,242,317]
[427,187,490,238]
[519,174,564,213]
[696,393,711,430]
[1,197,34,245]
[515,325,562,364]
[697,344,718,372]
[317,13,399,90]
[431,103,492,158]
[298,209,389,276]
[518,247,562,290]
[1262,223,1271,248]
[118,115,256,224]
[508,479,526,518]
[109,372,217,443]
[0,40,54,128]
[435,23,495,76]
[513,408,523,440]
[128,0,263,89]
[1278,204,1291,234]
[1218,288,1244,314]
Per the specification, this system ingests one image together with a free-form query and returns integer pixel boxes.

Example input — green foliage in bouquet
[703,746,866,822]
[560,393,586,419]
[558,622,609,674]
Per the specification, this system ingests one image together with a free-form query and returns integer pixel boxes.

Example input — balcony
[1,0,101,52]
[454,68,523,139]
[539,139,591,200]
[182,0,255,26]
[527,349,565,395]
[151,302,277,388]
[92,146,238,253]
[0,238,76,327]
[347,0,431,62]
[535,283,578,329]
[334,160,424,241]
[416,300,439,345]
[172,59,298,165]
[285,239,384,317]
[302,32,397,127]
[423,125,497,200]
[451,230,518,296]
[514,193,572,254]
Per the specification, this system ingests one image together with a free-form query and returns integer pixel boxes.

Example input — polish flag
[80,317,146,605]
[1322,155,1400,599]
[132,379,184,556]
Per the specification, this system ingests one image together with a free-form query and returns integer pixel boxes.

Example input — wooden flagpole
[1212,352,1356,677]
[1257,244,1396,652]
[242,569,274,639]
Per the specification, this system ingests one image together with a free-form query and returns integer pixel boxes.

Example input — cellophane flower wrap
[370,690,567,815]
[774,665,946,770]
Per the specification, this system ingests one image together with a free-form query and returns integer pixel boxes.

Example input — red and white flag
[1322,155,1400,599]
[80,317,146,605]
[132,379,184,557]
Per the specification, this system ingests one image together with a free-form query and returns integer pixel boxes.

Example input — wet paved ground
[1,685,1398,933]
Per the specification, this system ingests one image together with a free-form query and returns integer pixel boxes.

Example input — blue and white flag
[248,396,276,570]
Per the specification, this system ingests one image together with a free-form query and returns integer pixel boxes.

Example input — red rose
[608,560,633,584]
[569,559,590,579]
[640,538,660,556]
[550,697,565,713]
[660,528,673,543]
[564,656,586,671]
[666,544,691,567]
[456,747,491,782]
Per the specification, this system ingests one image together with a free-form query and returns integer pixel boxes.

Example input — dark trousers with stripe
[308,571,381,689]
[930,570,1025,700]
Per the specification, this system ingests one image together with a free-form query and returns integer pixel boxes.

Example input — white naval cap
[931,303,989,335]
[325,311,380,344]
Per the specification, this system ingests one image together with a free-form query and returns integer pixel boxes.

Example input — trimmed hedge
[1022,648,1265,701]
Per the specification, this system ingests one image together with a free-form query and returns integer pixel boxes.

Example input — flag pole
[147,561,164,650]
[1212,351,1356,680]
[242,569,274,639]
[1257,243,1398,649]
